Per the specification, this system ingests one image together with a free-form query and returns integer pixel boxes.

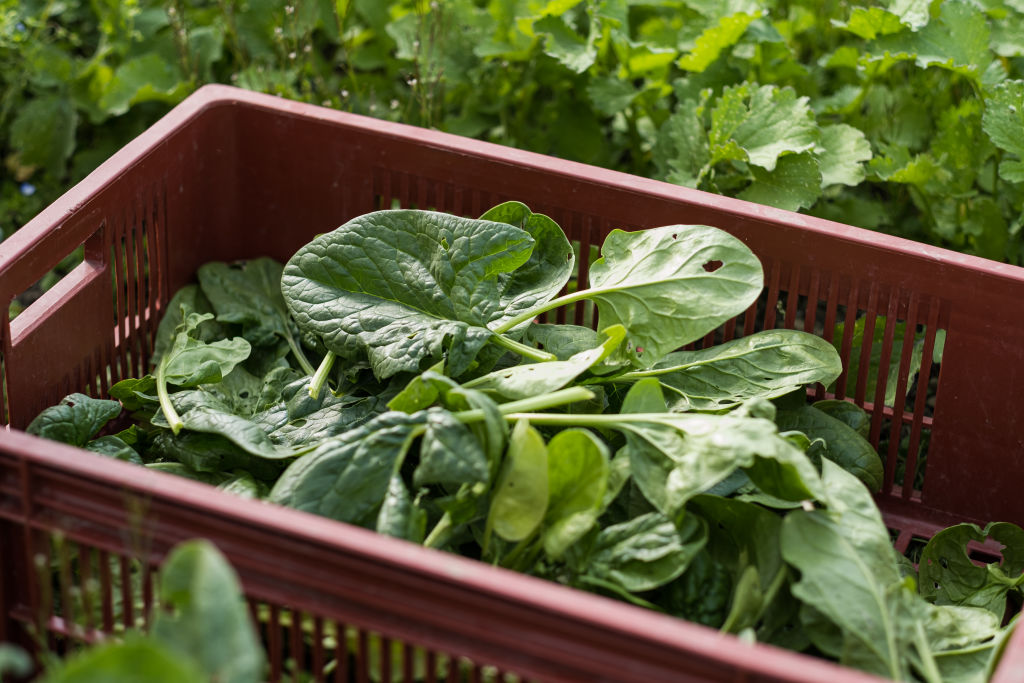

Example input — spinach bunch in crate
[27,203,1023,681]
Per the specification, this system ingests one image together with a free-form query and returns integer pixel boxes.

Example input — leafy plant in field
[6,0,1024,267]
[24,203,1024,680]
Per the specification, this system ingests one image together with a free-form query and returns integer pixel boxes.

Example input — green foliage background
[4,0,1024,263]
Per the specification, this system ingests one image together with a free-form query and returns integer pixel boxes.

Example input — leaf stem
[285,332,317,376]
[493,289,595,334]
[155,357,184,436]
[454,387,596,424]
[308,351,337,399]
[423,512,454,549]
[491,333,557,362]
[499,531,540,571]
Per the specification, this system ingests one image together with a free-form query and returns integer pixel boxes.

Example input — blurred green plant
[3,1,1024,264]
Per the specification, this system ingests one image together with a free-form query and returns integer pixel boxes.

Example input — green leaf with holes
[543,225,763,368]
[918,522,1024,621]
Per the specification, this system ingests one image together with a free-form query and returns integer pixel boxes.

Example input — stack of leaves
[26,204,1024,680]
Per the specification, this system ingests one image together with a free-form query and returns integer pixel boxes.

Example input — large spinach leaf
[495,224,763,368]
[281,209,566,378]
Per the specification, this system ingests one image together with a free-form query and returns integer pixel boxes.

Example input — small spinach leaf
[26,393,122,447]
[542,428,610,559]
[918,522,1024,620]
[486,419,549,543]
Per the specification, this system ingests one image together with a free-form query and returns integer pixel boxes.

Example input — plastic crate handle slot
[2,236,115,429]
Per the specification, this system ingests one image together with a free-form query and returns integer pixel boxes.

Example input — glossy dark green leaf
[26,393,122,447]
[269,412,425,525]
[583,512,707,593]
[414,408,489,487]
[182,407,305,460]
[261,393,390,448]
[812,399,870,438]
[689,495,786,633]
[774,403,883,491]
[661,549,732,628]
[281,210,552,378]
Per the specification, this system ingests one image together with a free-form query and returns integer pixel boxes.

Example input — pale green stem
[308,350,337,399]
[913,620,942,683]
[498,411,671,428]
[285,333,316,376]
[454,387,595,424]
[423,511,455,549]
[156,358,184,435]
[492,289,596,334]
[491,333,557,362]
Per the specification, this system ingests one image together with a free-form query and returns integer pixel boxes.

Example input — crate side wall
[0,105,240,430]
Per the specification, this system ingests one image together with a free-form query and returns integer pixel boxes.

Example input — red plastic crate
[2,85,1023,681]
